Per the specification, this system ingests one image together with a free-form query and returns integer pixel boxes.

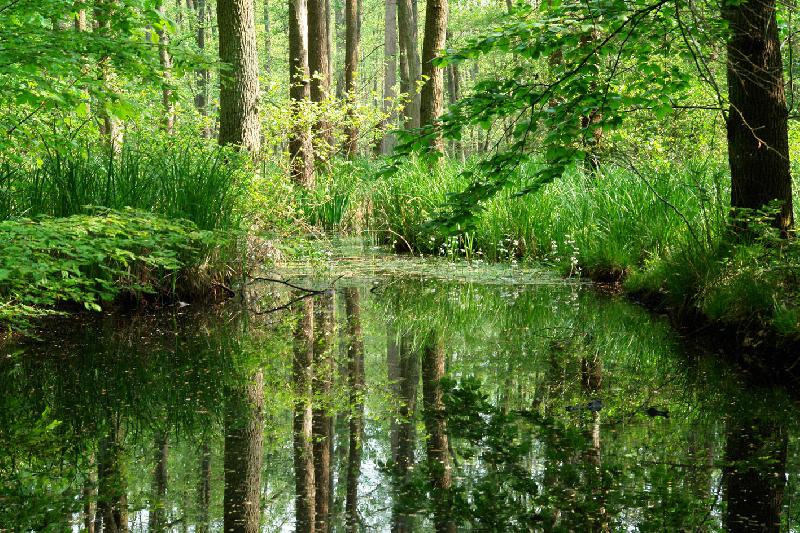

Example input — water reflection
[1,274,799,531]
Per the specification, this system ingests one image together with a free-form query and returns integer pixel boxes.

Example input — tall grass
[0,137,249,231]
[360,157,729,276]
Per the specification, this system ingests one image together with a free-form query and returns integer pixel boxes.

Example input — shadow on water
[2,261,800,531]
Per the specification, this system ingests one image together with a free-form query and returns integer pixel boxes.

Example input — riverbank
[304,157,800,345]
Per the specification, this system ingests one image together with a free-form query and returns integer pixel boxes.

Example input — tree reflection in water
[0,276,798,531]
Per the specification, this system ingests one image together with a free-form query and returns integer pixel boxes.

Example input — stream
[1,245,797,531]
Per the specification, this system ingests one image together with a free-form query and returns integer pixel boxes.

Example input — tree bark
[195,0,211,138]
[723,0,794,233]
[343,0,360,157]
[312,292,335,533]
[94,0,123,153]
[308,0,332,158]
[289,0,315,186]
[223,370,265,533]
[156,2,176,134]
[217,0,261,152]
[421,332,455,533]
[397,0,420,128]
[419,0,448,151]
[344,288,365,532]
[264,0,272,72]
[380,0,398,154]
[294,298,316,532]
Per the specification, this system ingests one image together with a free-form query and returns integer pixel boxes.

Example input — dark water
[1,254,798,531]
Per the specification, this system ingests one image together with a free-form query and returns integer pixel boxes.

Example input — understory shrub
[0,208,214,331]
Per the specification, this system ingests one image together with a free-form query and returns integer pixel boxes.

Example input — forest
[2,0,800,530]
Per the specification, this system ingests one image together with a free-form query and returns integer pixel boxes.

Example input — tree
[419,0,448,151]
[289,0,315,186]
[308,0,333,158]
[344,0,361,157]
[723,0,794,233]
[380,0,399,154]
[217,0,261,151]
[195,0,211,138]
[397,0,421,128]
[155,1,175,134]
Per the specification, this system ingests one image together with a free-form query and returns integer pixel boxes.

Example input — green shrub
[0,208,214,331]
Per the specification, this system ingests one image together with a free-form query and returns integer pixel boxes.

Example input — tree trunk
[197,440,212,533]
[312,292,335,533]
[723,0,794,233]
[293,298,316,532]
[421,332,455,533]
[194,0,211,138]
[308,0,332,159]
[217,0,261,151]
[264,0,272,73]
[419,0,447,151]
[444,33,463,162]
[380,0,398,154]
[392,333,418,533]
[150,430,169,532]
[344,0,360,157]
[223,369,265,533]
[344,288,365,532]
[94,0,123,153]
[289,0,315,186]
[397,0,420,128]
[156,2,176,134]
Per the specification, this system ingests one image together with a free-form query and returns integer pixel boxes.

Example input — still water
[1,251,798,531]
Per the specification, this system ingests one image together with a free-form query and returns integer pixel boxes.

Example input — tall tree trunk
[195,0,211,138]
[397,0,420,128]
[150,430,169,532]
[294,298,316,532]
[308,0,332,160]
[217,0,261,151]
[421,332,455,533]
[343,0,360,157]
[344,288,365,532]
[223,370,265,533]
[289,0,315,186]
[444,33,463,162]
[264,0,272,72]
[197,440,212,533]
[724,414,787,531]
[380,0,398,154]
[313,292,335,533]
[97,415,128,533]
[419,0,447,151]
[723,0,794,233]
[94,0,123,153]
[392,333,418,533]
[156,2,176,134]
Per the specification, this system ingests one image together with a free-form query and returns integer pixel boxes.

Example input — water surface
[1,250,798,531]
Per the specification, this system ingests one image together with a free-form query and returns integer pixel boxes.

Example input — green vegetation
[0,209,214,330]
